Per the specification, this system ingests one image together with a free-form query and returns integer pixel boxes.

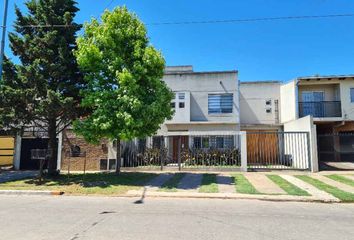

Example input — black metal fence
[121,135,242,170]
[246,132,311,170]
[299,101,342,118]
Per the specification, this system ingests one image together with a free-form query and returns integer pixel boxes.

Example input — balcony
[299,101,342,118]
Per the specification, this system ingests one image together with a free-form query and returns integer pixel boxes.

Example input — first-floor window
[152,136,163,149]
[193,137,210,149]
[351,88,354,103]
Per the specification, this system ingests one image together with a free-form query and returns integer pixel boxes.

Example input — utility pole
[0,0,9,82]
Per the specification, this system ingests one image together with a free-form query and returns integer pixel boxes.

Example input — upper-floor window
[178,93,185,100]
[351,88,354,103]
[208,94,233,114]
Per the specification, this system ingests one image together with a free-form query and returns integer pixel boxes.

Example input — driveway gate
[246,132,311,170]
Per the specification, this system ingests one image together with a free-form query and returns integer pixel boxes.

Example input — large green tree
[0,0,84,174]
[74,7,173,173]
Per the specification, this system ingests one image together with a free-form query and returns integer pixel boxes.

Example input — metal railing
[121,135,242,170]
[299,101,342,118]
[246,132,310,170]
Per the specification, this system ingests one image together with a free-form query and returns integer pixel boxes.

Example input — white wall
[284,116,318,172]
[163,71,239,124]
[340,79,354,120]
[240,82,281,125]
[167,91,191,123]
[280,80,297,123]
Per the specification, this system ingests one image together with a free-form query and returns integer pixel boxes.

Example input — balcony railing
[299,101,342,118]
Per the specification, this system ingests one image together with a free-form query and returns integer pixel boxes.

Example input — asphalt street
[0,195,354,240]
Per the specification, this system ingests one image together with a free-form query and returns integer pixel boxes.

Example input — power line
[0,13,353,29]
[104,0,115,10]
[147,13,354,26]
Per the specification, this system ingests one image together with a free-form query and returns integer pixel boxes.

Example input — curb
[123,190,341,203]
[0,190,64,196]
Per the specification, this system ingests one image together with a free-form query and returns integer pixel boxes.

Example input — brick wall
[61,130,109,172]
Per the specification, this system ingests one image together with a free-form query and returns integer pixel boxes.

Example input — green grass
[0,172,156,195]
[159,173,185,192]
[296,175,354,202]
[267,175,310,196]
[199,174,218,193]
[232,174,259,194]
[326,175,354,188]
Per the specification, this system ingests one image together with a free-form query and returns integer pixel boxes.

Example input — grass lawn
[0,172,156,195]
[326,175,354,188]
[199,174,218,193]
[267,175,310,196]
[159,173,185,192]
[232,174,259,194]
[296,175,354,202]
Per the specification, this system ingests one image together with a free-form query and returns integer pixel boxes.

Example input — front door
[172,136,189,162]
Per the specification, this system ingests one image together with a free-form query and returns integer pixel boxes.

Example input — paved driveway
[0,171,38,183]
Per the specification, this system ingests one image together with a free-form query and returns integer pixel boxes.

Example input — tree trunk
[47,119,58,176]
[115,138,121,174]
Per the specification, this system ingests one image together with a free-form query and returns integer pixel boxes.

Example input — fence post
[240,131,248,172]
[178,137,181,171]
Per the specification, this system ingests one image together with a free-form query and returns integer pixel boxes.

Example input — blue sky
[1,0,354,81]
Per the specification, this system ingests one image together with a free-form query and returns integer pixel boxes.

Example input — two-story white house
[154,66,240,163]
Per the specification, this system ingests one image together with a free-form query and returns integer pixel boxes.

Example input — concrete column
[56,131,63,171]
[310,124,319,172]
[13,133,22,170]
[240,131,248,172]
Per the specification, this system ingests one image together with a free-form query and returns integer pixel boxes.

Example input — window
[193,137,201,149]
[178,93,185,100]
[351,88,354,103]
[208,94,233,114]
[179,102,185,108]
[266,108,272,113]
[266,100,272,105]
[100,159,117,171]
[153,136,163,149]
[210,136,224,148]
[193,137,209,148]
[171,102,175,108]
[100,159,108,171]
[108,159,116,170]
[224,136,234,148]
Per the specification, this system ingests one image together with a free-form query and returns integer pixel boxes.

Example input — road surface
[1,195,354,240]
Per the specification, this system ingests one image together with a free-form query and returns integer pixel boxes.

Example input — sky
[1,0,354,81]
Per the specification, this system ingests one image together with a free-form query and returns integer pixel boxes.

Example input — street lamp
[0,0,9,82]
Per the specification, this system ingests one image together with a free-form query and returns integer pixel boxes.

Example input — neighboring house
[280,75,354,166]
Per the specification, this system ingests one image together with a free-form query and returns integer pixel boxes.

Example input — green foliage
[326,175,354,187]
[0,0,84,132]
[267,175,310,196]
[199,174,219,193]
[183,148,240,166]
[74,7,173,143]
[232,174,260,194]
[296,175,354,202]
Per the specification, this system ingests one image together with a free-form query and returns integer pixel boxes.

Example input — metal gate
[318,133,354,170]
[247,132,311,170]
